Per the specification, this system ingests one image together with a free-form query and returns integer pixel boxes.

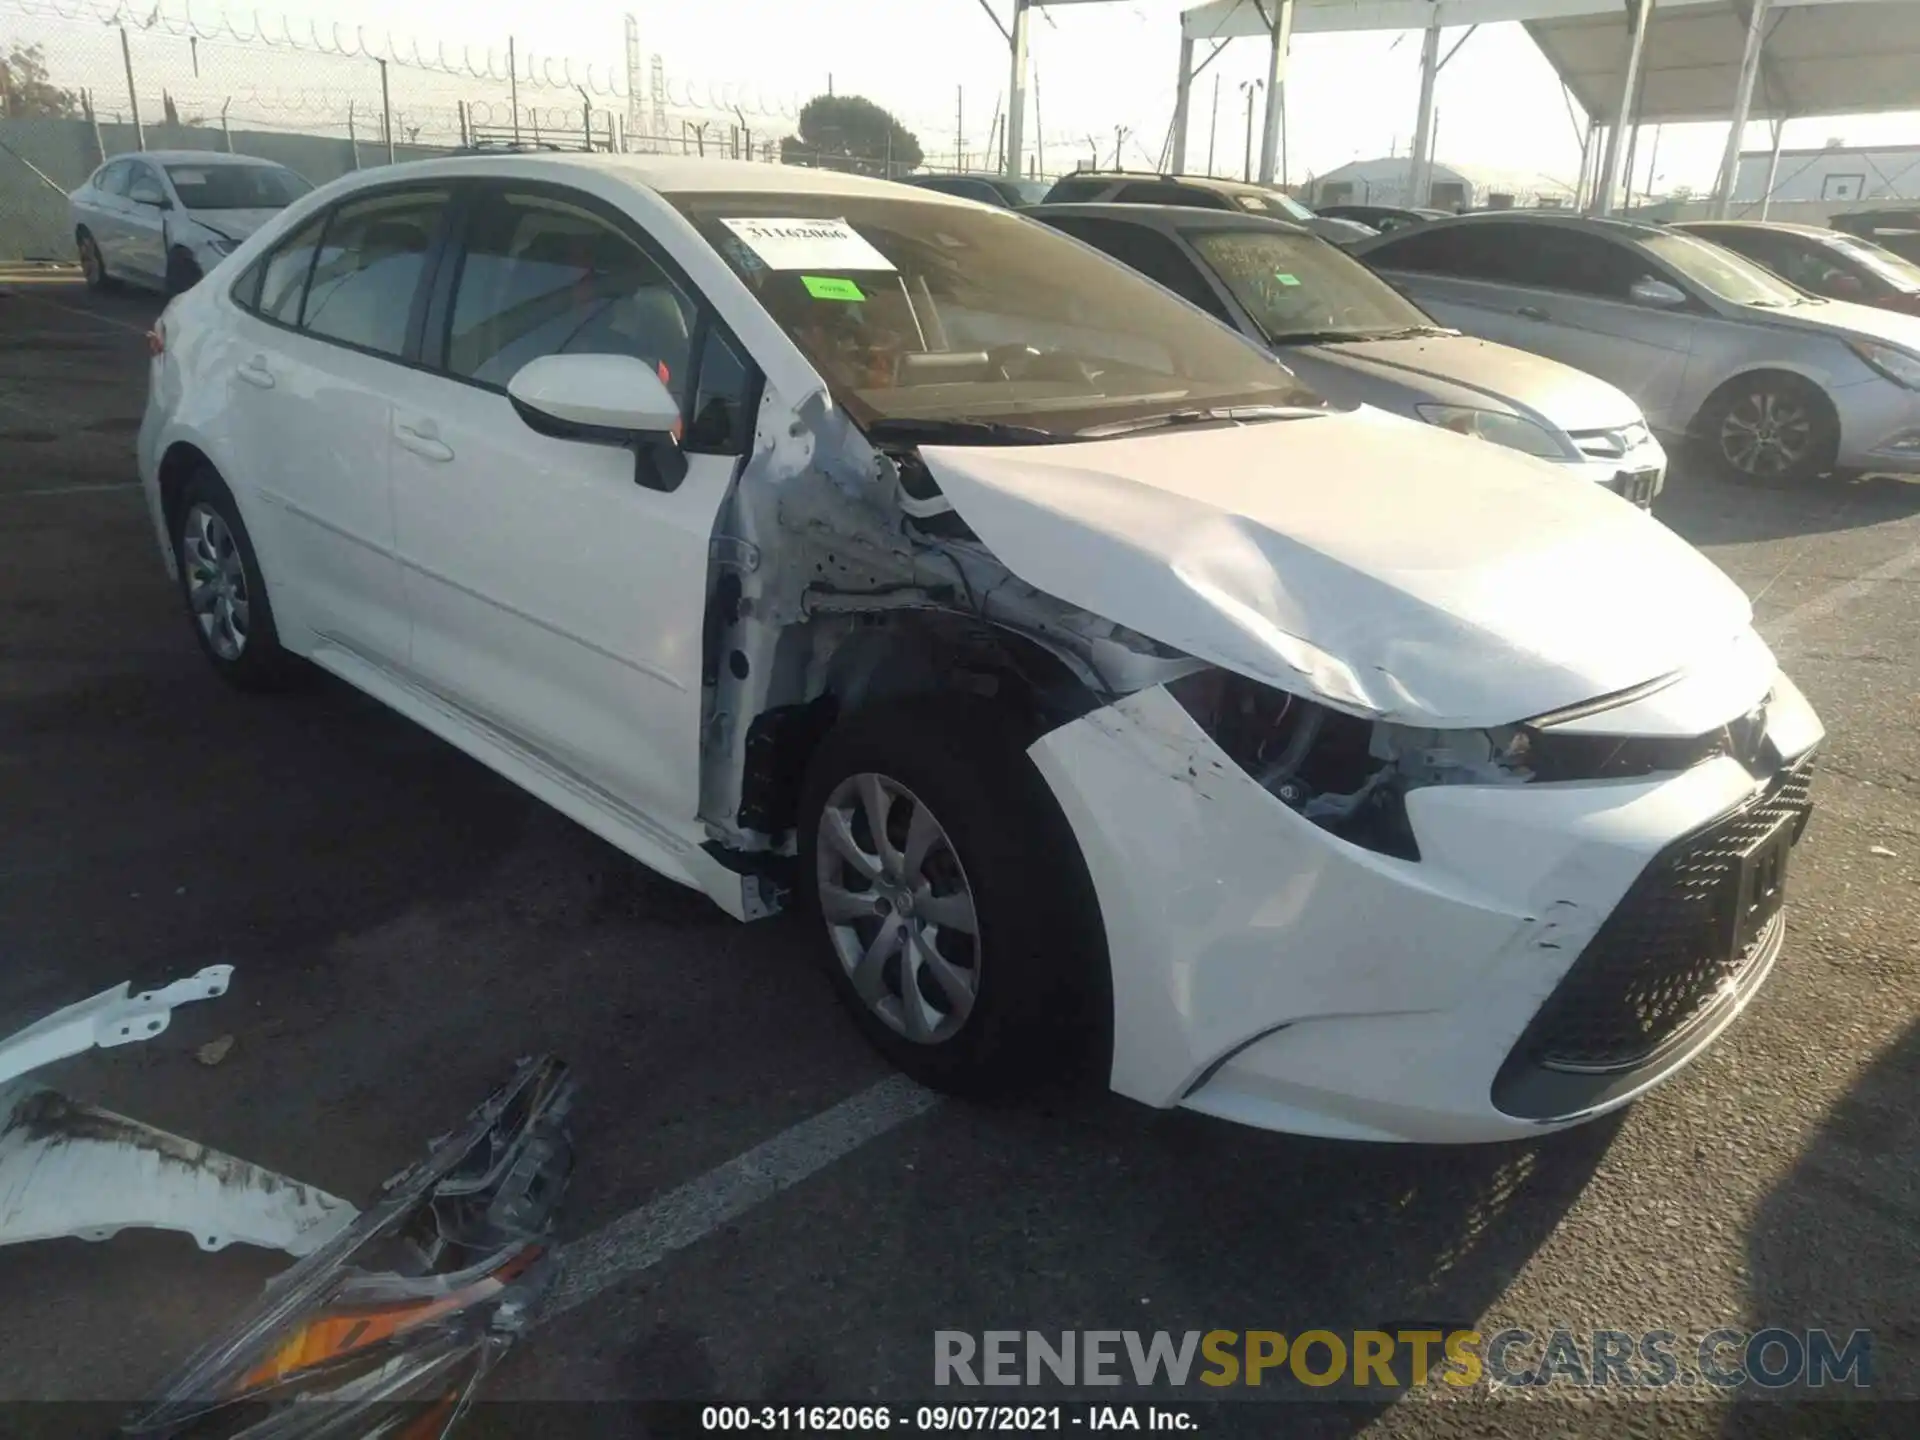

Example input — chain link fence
[0,0,824,259]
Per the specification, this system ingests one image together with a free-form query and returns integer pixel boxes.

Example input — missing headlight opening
[1168,669,1779,864]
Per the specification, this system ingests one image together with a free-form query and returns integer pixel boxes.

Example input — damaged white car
[138,156,1823,1144]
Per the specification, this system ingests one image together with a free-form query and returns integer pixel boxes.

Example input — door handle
[237,356,275,389]
[395,422,454,463]
[1517,305,1550,321]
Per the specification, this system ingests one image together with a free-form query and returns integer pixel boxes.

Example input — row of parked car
[127,146,1840,1145]
[900,166,1920,486]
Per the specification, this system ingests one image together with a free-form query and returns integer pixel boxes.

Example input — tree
[0,44,82,119]
[780,93,922,176]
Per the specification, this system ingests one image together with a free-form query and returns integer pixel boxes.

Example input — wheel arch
[1688,365,1841,461]
[731,607,1105,845]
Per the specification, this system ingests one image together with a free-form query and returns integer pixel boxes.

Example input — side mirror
[507,353,687,490]
[1628,276,1687,310]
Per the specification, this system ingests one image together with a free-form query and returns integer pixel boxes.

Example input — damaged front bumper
[1027,680,1823,1144]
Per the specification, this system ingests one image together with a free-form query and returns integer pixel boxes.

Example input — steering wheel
[986,342,1096,384]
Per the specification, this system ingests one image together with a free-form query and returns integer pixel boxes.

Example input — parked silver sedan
[70,150,312,296]
[1029,203,1667,504]
[1352,212,1920,483]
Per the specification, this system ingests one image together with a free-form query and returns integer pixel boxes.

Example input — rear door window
[299,189,448,357]
[442,188,698,396]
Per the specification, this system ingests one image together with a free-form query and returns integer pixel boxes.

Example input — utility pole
[508,36,521,145]
[1005,0,1030,180]
[1113,125,1129,170]
[1240,79,1262,183]
[1207,73,1220,175]
[220,97,232,152]
[1033,70,1044,178]
[119,25,144,151]
[379,59,394,163]
[956,86,963,171]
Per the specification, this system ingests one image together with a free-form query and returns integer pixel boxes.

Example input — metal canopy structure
[1528,0,1920,125]
[1176,0,1920,217]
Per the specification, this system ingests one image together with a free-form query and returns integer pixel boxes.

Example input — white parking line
[1760,536,1920,654]
[2,289,153,336]
[3,482,143,499]
[545,1074,941,1319]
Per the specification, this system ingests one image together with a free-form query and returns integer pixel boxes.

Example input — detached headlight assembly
[1415,404,1568,459]
[1850,340,1920,390]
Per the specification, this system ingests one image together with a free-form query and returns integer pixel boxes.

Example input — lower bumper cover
[1027,680,1820,1144]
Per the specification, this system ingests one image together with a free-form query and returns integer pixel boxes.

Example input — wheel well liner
[732,610,1103,842]
[158,442,214,540]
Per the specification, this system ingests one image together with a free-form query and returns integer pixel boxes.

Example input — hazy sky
[13,0,1920,191]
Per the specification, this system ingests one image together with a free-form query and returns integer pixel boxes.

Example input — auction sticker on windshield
[719,217,896,272]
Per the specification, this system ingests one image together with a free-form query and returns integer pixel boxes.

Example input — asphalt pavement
[1,273,1916,1437]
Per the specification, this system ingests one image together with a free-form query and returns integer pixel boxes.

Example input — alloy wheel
[815,772,981,1045]
[182,503,250,661]
[1719,388,1814,477]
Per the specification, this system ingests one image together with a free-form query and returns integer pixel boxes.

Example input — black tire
[1695,372,1838,486]
[173,467,298,691]
[165,246,203,298]
[796,697,1109,1098]
[77,230,115,292]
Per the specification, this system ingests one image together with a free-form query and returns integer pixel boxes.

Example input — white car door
[223,185,452,667]
[81,160,135,274]
[383,182,757,827]
[121,160,173,287]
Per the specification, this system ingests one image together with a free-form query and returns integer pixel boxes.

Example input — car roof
[1052,170,1281,197]
[318,152,974,205]
[1356,208,1660,246]
[130,150,286,167]
[1024,201,1313,237]
[1675,219,1840,239]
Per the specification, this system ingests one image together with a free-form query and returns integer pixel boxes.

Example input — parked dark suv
[1040,170,1376,245]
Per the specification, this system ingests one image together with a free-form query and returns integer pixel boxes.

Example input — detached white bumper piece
[0,964,355,1256]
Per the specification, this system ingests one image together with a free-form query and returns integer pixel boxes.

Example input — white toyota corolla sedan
[138,154,1823,1144]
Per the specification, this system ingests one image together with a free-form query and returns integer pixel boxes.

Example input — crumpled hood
[1303,334,1643,433]
[919,406,1752,728]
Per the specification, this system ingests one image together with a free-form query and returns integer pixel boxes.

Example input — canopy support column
[1710,0,1772,218]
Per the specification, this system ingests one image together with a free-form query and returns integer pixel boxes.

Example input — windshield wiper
[1269,324,1458,345]
[1075,404,1318,438]
[865,417,1062,447]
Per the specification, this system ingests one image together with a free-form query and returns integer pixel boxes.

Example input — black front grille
[1502,757,1816,1077]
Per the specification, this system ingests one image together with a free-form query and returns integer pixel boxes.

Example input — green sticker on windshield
[1274,272,1301,286]
[802,275,865,301]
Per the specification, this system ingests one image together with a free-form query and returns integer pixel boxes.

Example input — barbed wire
[0,0,807,118]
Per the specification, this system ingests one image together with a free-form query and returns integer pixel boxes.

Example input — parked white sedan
[71,150,312,296]
[139,155,1823,1144]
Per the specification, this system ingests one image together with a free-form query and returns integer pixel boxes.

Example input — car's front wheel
[797,698,1107,1097]
[174,468,296,690]
[1699,373,1837,485]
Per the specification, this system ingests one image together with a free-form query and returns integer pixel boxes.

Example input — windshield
[1637,230,1805,307]
[165,163,312,211]
[1186,227,1432,342]
[1830,234,1920,291]
[671,193,1320,435]
[1231,190,1315,222]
